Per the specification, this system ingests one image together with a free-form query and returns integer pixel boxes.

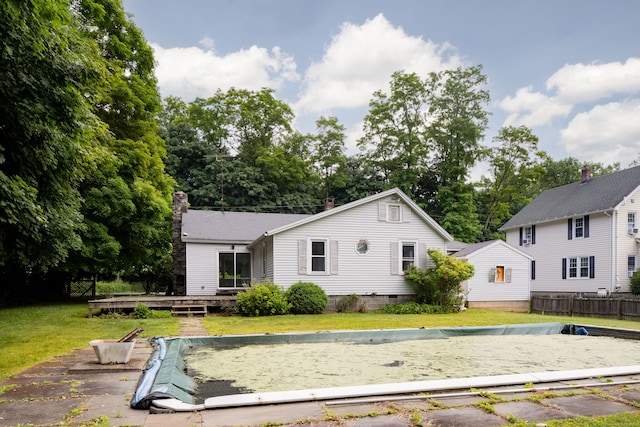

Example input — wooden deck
[87,295,236,317]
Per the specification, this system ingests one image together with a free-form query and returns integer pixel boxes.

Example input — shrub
[379,302,444,314]
[131,302,172,319]
[132,302,152,319]
[286,282,328,314]
[235,281,291,317]
[631,270,640,295]
[336,294,359,312]
[404,249,474,312]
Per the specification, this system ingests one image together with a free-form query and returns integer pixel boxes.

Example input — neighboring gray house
[451,240,532,312]
[173,188,454,308]
[500,165,640,295]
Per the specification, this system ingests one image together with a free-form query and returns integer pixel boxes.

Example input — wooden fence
[530,293,640,321]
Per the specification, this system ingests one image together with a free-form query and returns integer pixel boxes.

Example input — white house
[451,240,532,312]
[173,188,454,308]
[500,165,640,295]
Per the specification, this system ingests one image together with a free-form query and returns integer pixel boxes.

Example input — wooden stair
[171,305,207,317]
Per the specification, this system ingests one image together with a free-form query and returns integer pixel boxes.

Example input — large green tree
[313,116,347,202]
[358,71,430,198]
[476,126,547,240]
[0,0,106,294]
[69,0,174,278]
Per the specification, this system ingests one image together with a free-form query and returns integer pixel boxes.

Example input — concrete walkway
[2,329,640,426]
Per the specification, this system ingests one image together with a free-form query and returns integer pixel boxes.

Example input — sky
[122,0,640,177]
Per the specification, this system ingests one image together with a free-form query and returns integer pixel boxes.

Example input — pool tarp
[131,322,566,408]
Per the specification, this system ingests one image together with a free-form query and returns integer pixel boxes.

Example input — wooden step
[171,305,207,317]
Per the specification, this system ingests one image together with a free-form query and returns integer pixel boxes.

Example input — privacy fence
[530,292,640,321]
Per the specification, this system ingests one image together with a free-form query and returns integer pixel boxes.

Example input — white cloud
[560,98,640,167]
[294,13,464,114]
[499,86,572,127]
[151,43,300,101]
[547,58,640,104]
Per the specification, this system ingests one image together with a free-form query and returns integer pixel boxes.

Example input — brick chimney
[171,192,188,296]
[581,165,592,183]
[324,197,335,211]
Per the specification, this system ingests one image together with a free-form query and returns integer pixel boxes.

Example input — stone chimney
[324,197,335,211]
[581,165,592,183]
[171,192,188,296]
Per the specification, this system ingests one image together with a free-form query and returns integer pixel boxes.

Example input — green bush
[286,282,328,314]
[379,302,444,314]
[336,294,359,312]
[631,270,640,295]
[131,302,172,319]
[235,281,291,317]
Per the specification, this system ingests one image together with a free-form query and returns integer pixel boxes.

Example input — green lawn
[0,303,179,380]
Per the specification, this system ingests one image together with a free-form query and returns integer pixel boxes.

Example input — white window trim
[574,217,585,239]
[628,255,637,278]
[628,212,637,235]
[309,238,329,275]
[400,241,417,272]
[568,256,590,279]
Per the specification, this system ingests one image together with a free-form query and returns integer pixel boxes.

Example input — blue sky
[123,0,640,175]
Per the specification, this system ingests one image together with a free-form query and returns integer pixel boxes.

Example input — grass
[0,303,179,380]
[202,309,640,335]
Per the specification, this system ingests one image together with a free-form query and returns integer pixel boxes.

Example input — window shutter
[531,260,536,280]
[532,225,536,244]
[584,215,590,238]
[298,239,307,275]
[562,258,567,279]
[330,240,339,275]
[488,268,495,283]
[402,207,411,223]
[378,203,386,221]
[420,242,428,269]
[519,227,523,246]
[589,255,595,278]
[505,268,512,283]
[567,219,573,240]
[390,242,399,275]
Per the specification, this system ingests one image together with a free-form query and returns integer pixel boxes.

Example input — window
[629,256,637,278]
[524,227,532,244]
[401,243,416,271]
[219,252,251,288]
[519,225,536,245]
[495,266,505,283]
[568,216,589,240]
[629,212,637,235]
[388,205,401,222]
[574,217,584,238]
[356,240,369,255]
[311,240,326,272]
[563,256,594,279]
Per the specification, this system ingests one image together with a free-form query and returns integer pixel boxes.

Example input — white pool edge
[152,364,640,412]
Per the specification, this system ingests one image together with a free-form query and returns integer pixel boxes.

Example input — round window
[356,240,369,255]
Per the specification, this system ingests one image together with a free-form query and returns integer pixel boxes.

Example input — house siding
[462,244,530,302]
[615,187,640,290]
[186,242,251,295]
[506,213,612,293]
[271,195,447,295]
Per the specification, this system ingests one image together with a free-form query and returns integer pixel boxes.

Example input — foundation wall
[467,300,530,312]
[327,294,415,312]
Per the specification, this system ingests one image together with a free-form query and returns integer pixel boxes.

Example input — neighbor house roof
[181,210,310,244]
[451,239,533,260]
[500,165,640,230]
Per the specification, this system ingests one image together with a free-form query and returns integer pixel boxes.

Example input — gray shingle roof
[500,165,640,230]
[181,210,310,243]
[450,240,496,258]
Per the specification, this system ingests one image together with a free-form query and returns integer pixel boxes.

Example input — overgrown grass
[0,303,179,380]
[202,309,640,335]
[541,412,640,426]
[96,280,146,294]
